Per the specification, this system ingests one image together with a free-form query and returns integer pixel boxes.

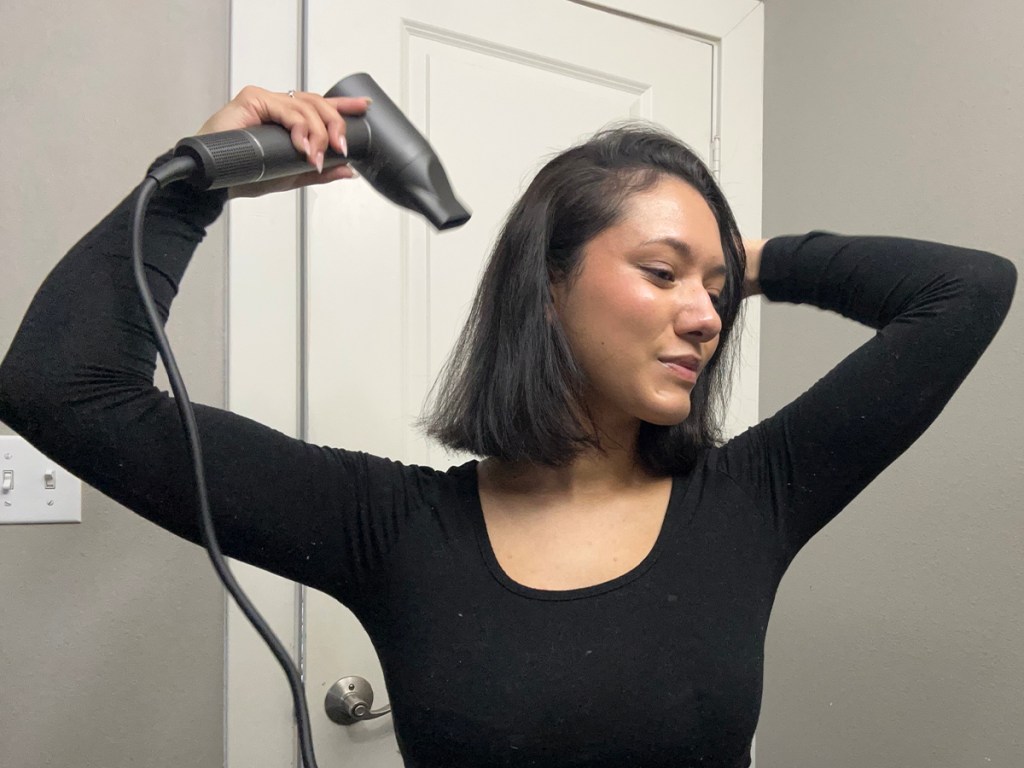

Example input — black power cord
[133,158,323,768]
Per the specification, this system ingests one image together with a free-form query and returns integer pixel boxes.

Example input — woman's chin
[641,403,692,427]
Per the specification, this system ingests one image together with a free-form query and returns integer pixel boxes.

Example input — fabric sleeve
[712,230,1017,565]
[0,150,431,608]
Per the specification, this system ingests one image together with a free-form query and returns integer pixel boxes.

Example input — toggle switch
[0,436,81,523]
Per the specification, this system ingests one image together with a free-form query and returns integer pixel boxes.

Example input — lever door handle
[324,676,392,725]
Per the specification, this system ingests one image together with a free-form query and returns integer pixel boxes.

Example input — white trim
[570,0,762,39]
[225,1,304,767]
[296,4,311,767]
[719,0,764,446]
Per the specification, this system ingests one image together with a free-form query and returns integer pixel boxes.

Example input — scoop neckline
[460,459,682,601]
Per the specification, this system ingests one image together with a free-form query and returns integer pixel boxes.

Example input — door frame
[225,2,764,766]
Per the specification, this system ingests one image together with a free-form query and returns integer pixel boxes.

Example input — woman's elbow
[962,251,1018,331]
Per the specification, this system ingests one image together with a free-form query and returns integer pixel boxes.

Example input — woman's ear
[547,283,563,323]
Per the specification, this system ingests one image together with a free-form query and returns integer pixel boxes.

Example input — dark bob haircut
[413,120,747,477]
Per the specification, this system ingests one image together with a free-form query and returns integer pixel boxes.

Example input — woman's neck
[479,445,659,502]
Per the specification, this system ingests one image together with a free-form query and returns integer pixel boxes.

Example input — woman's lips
[661,360,698,383]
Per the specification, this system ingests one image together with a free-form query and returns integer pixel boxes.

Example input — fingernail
[339,135,348,157]
[303,136,311,159]
[364,97,373,105]
[315,151,324,174]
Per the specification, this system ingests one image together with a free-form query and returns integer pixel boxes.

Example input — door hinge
[711,135,721,179]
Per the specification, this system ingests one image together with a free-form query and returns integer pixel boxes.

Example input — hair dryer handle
[173,120,370,190]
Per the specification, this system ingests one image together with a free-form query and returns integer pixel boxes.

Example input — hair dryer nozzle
[326,73,471,231]
[396,154,472,230]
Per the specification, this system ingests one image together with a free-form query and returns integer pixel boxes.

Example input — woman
[0,87,1015,767]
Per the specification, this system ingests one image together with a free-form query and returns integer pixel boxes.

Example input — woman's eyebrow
[638,236,728,277]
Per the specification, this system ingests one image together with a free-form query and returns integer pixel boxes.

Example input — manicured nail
[364,97,373,105]
[339,135,348,157]
[303,136,311,159]
[315,151,324,174]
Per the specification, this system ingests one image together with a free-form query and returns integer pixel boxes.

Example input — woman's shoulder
[312,447,473,506]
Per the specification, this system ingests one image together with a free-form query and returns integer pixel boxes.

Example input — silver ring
[287,89,296,98]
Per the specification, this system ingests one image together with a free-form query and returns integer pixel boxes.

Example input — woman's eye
[645,267,675,282]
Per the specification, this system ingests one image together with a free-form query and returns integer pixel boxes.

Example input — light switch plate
[0,435,82,524]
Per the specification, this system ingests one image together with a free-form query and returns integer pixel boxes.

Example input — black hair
[412,120,747,476]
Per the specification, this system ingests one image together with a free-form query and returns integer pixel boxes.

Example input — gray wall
[759,1,1022,766]
[0,2,230,767]
[2,2,1021,768]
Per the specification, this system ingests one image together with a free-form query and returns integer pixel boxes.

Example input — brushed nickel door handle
[324,676,392,725]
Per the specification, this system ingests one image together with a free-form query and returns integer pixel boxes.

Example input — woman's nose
[675,288,722,340]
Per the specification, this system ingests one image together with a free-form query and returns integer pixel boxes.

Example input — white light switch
[0,435,82,524]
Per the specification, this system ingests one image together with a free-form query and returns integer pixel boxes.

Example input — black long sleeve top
[0,149,1016,768]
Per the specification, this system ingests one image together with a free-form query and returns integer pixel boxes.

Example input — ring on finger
[287,89,296,98]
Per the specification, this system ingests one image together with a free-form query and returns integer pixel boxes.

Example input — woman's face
[550,175,726,435]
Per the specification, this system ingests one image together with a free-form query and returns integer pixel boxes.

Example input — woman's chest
[478,478,673,591]
[370,471,782,766]
[379,584,768,768]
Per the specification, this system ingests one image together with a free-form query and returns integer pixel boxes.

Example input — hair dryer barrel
[172,73,470,231]
[326,72,471,230]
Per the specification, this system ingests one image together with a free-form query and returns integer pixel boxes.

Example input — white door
[227,2,764,767]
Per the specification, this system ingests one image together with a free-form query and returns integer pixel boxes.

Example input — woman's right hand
[195,85,372,199]
[740,237,767,298]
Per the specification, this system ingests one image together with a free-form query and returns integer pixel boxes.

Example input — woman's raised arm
[714,231,1016,564]
[0,89,424,610]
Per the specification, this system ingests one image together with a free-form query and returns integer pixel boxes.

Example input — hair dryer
[163,72,471,230]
